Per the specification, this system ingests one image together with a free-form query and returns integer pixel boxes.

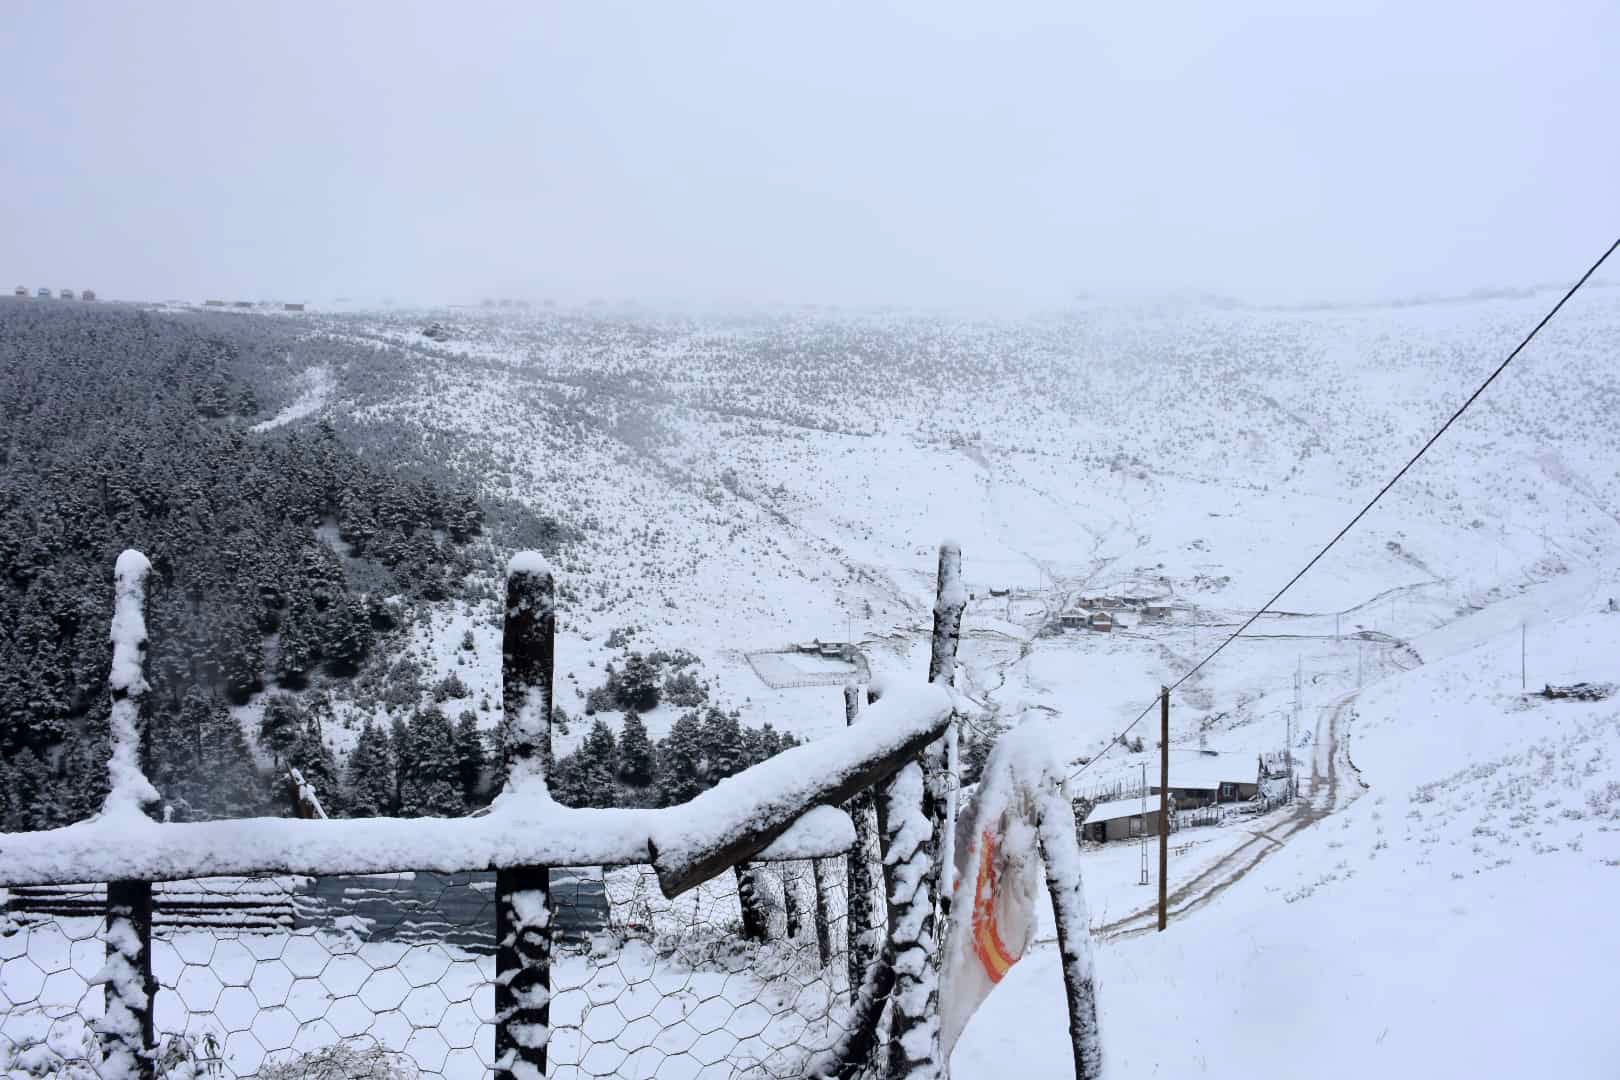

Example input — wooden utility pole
[1158,686,1169,933]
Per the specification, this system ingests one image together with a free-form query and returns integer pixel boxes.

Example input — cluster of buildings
[13,286,96,301]
[1057,593,1174,634]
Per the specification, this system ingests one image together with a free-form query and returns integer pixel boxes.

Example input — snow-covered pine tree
[454,710,485,806]
[583,717,618,777]
[198,703,263,819]
[615,651,661,712]
[655,711,708,805]
[320,597,373,676]
[700,707,747,779]
[399,705,462,817]
[274,602,322,689]
[388,714,412,814]
[257,693,305,768]
[345,719,395,817]
[618,711,655,786]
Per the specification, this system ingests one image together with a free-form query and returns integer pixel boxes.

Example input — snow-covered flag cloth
[939,729,1048,1057]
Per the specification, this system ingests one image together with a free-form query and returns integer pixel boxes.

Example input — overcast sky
[3,1,1616,308]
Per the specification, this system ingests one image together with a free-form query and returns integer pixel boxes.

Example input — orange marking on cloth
[971,829,1019,982]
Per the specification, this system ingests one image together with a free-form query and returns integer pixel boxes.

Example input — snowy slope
[957,581,1620,1078]
[258,287,1620,758]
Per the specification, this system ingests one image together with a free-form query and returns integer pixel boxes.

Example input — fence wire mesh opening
[1,860,858,1078]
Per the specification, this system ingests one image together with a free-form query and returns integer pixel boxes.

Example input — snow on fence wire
[0,548,973,1080]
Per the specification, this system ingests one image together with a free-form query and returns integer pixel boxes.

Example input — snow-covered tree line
[0,303,557,830]
[549,706,801,810]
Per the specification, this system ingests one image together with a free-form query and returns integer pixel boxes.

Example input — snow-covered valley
[5,284,1619,1078]
[291,289,1620,1075]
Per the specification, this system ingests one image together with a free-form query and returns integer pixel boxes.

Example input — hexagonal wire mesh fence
[1,859,862,1078]
[554,859,851,1080]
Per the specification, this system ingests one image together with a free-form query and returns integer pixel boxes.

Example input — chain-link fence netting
[1,859,864,1078]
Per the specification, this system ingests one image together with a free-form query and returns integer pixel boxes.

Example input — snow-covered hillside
[268,287,1619,751]
[960,581,1620,1078]
[215,285,1620,1075]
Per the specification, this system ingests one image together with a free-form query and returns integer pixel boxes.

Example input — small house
[13,286,26,298]
[81,289,96,301]
[1150,750,1260,807]
[233,301,253,308]
[60,288,75,300]
[1087,611,1114,633]
[1081,796,1167,843]
[1141,605,1172,622]
[1059,606,1089,629]
[283,302,304,312]
[37,288,51,299]
[204,299,226,307]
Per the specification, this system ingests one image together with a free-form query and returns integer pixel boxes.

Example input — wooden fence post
[811,857,834,967]
[1036,787,1104,1080]
[882,542,965,1080]
[103,881,156,1080]
[496,552,556,1079]
[843,683,880,993]
[99,550,159,1079]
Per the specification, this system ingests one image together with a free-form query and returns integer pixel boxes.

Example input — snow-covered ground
[959,582,1620,1078]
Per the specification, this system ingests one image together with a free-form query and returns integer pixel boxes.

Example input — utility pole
[1158,687,1170,933]
[1521,621,1527,690]
[1334,611,1340,642]
[1291,658,1301,804]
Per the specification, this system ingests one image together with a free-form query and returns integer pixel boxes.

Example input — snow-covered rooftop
[1084,750,1256,796]
[1158,751,1257,791]
[1082,796,1158,825]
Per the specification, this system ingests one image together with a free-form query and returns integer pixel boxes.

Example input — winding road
[1092,687,1366,940]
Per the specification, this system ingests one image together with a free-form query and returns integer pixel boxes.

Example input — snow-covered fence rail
[0,548,963,1079]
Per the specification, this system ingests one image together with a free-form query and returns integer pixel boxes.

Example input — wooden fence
[0,545,1099,1079]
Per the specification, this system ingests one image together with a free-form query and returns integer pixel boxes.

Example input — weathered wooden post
[882,542,965,1080]
[1037,784,1105,1080]
[496,552,556,1079]
[811,857,834,967]
[843,682,880,992]
[99,550,160,1080]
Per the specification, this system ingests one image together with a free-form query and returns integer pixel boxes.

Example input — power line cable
[1069,235,1620,782]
